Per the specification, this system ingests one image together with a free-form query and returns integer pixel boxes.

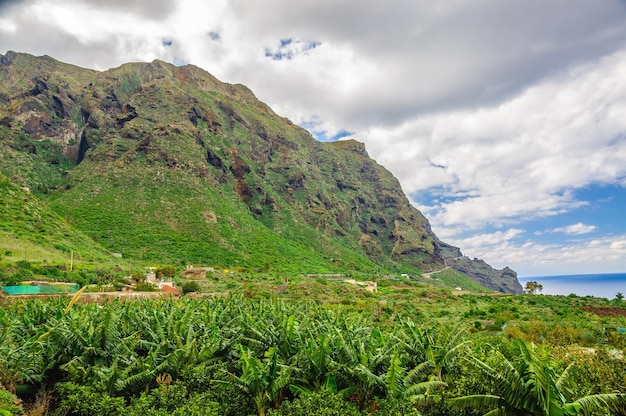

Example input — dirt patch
[581,307,626,317]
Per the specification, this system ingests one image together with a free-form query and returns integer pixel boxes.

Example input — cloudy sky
[1,0,626,277]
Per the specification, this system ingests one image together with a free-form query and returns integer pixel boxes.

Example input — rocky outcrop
[446,257,523,294]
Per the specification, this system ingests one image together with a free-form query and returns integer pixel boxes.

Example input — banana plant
[332,324,387,411]
[291,333,335,394]
[0,308,21,391]
[382,349,447,405]
[221,344,291,416]
[238,298,305,365]
[392,320,469,382]
[449,339,626,416]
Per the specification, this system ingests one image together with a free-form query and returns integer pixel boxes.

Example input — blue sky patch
[312,129,353,142]
[527,183,626,242]
[173,57,188,66]
[299,120,352,142]
[410,187,477,207]
[265,37,321,60]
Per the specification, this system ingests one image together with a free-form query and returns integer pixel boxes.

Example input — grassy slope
[0,173,116,265]
[427,268,490,292]
[47,160,372,273]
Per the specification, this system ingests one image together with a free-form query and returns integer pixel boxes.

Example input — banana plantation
[0,295,625,415]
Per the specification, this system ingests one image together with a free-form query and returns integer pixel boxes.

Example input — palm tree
[449,339,625,415]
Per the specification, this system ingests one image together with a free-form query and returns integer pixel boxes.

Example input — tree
[449,339,625,415]
[156,265,176,280]
[130,272,146,284]
[525,281,543,294]
[615,292,624,302]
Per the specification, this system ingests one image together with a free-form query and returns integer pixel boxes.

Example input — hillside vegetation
[0,51,520,292]
[0,172,115,265]
[0,291,624,415]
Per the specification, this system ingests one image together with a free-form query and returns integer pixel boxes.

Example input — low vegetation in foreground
[1,269,625,416]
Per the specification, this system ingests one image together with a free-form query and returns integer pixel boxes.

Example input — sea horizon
[518,273,626,299]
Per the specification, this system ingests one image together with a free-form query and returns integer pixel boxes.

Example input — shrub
[113,278,131,291]
[65,270,96,287]
[41,267,63,279]
[0,273,20,287]
[0,387,22,415]
[14,261,30,270]
[269,390,359,416]
[130,271,145,283]
[185,363,252,416]
[369,399,421,416]
[156,265,176,279]
[182,281,201,294]
[129,389,223,416]
[3,269,33,285]
[134,282,158,292]
[54,382,125,416]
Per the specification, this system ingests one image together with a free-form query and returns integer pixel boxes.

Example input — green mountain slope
[0,51,522,292]
[0,172,115,265]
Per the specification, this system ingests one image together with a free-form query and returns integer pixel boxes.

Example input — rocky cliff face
[0,51,522,292]
[447,257,523,294]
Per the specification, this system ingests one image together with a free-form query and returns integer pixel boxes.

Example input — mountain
[0,51,522,293]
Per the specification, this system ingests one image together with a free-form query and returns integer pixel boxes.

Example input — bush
[134,282,158,292]
[185,364,252,416]
[182,281,201,294]
[130,271,145,283]
[128,380,240,416]
[93,268,117,285]
[156,266,176,280]
[368,398,421,416]
[113,278,131,291]
[41,267,63,279]
[65,270,98,286]
[54,382,125,416]
[0,388,22,415]
[269,390,359,416]
[14,261,30,270]
[2,269,33,286]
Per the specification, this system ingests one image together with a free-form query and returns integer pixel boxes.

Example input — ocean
[518,273,626,299]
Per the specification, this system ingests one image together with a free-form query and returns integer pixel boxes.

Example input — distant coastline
[518,273,626,299]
